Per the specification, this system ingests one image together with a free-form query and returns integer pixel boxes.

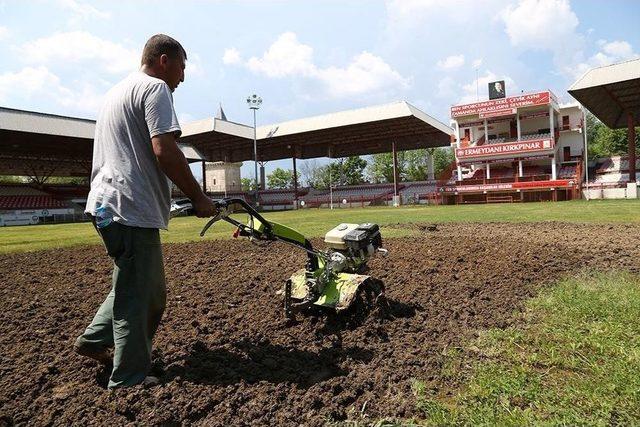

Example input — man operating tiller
[74,34,217,388]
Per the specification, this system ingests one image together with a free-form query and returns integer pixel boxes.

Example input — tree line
[257,113,639,191]
[256,147,455,190]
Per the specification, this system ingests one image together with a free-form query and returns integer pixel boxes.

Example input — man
[74,34,217,388]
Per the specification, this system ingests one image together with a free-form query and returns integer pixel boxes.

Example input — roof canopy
[568,58,640,129]
[179,101,453,163]
[0,107,206,177]
[1,101,453,177]
[0,107,94,177]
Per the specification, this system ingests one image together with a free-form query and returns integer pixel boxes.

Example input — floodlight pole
[246,94,262,207]
[253,108,258,197]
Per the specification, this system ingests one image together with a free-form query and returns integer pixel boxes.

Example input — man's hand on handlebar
[192,194,219,218]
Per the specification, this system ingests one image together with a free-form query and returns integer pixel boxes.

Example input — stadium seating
[301,183,397,206]
[520,132,551,141]
[0,185,48,196]
[0,195,68,209]
[258,189,309,206]
[558,165,577,179]
[488,168,514,178]
[522,165,545,176]
[0,185,71,210]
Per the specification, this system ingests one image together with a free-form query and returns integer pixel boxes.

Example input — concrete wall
[583,186,629,199]
[205,162,242,193]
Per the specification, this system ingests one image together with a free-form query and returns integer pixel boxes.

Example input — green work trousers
[75,221,166,388]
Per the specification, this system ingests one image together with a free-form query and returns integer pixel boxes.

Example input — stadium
[1,10,640,426]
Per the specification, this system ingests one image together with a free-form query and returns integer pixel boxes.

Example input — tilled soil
[1,222,638,426]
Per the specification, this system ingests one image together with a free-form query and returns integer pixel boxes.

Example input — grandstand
[442,92,584,203]
[584,155,640,199]
[0,184,78,226]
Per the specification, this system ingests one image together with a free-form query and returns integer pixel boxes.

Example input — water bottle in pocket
[95,205,113,229]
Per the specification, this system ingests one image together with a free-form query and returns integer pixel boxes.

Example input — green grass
[412,272,640,426]
[1,199,639,254]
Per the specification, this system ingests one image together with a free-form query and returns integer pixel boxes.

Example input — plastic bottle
[95,205,113,229]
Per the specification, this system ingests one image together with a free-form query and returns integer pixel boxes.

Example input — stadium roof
[0,107,205,177]
[179,101,453,162]
[568,58,640,129]
[1,101,453,177]
[0,107,94,177]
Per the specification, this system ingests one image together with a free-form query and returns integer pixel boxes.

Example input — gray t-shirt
[85,71,181,229]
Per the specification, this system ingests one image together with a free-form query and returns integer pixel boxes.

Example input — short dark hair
[141,34,187,66]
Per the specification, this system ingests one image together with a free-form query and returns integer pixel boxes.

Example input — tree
[367,152,406,183]
[367,147,455,183]
[241,177,257,192]
[267,168,295,189]
[586,111,639,159]
[340,156,368,185]
[299,157,368,189]
[432,147,455,178]
[405,150,429,181]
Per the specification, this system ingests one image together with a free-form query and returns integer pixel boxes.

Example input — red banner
[457,154,553,166]
[451,91,552,118]
[441,179,572,193]
[456,138,554,159]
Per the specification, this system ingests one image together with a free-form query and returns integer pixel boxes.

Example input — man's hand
[152,133,218,217]
[192,194,218,218]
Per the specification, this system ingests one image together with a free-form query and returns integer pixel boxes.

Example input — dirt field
[1,222,638,426]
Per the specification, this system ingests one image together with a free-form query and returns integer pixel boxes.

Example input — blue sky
[1,0,639,180]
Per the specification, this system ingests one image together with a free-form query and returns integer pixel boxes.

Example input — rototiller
[192,198,388,318]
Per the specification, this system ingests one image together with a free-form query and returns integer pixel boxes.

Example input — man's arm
[151,133,217,217]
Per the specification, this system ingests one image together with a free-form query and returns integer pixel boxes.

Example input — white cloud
[225,32,410,98]
[0,66,108,115]
[57,0,110,22]
[316,52,411,97]
[437,54,465,70]
[472,58,483,69]
[20,31,138,74]
[222,47,241,65]
[186,53,204,77]
[436,76,456,99]
[500,0,578,50]
[571,40,639,79]
[56,81,106,113]
[0,67,61,100]
[601,40,635,59]
[245,32,315,78]
[0,26,9,41]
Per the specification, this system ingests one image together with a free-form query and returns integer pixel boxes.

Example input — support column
[292,155,299,206]
[516,114,521,140]
[259,164,266,190]
[628,111,636,183]
[486,162,491,179]
[392,141,400,206]
[518,160,523,177]
[552,155,557,180]
[549,105,555,138]
[201,160,207,194]
[426,150,435,180]
[484,119,488,143]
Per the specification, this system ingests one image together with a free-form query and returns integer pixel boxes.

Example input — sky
[1,0,639,180]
